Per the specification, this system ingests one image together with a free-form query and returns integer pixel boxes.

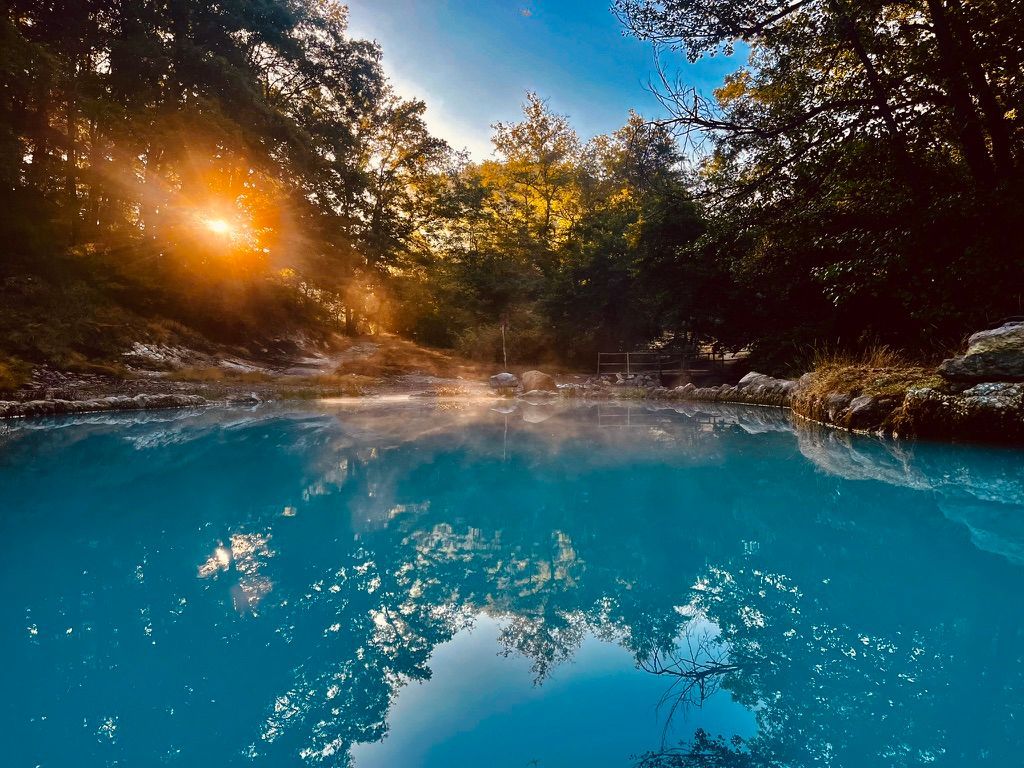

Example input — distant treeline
[1,0,1022,374]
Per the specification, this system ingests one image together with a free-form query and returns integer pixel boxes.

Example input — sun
[204,218,234,236]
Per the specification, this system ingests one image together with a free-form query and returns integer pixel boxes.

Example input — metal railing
[597,349,724,376]
[597,352,684,376]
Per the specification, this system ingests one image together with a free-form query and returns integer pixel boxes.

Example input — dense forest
[1,0,1023,376]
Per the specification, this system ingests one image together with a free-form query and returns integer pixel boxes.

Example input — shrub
[455,310,556,364]
[280,373,381,398]
[170,367,275,384]
[0,357,31,392]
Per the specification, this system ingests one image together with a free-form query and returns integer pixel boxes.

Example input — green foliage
[455,309,555,365]
[4,0,1021,373]
[616,0,1024,363]
[0,248,139,366]
[398,103,711,365]
[0,0,454,364]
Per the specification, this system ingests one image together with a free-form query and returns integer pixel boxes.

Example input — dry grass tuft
[53,351,128,378]
[0,356,32,392]
[170,366,276,384]
[279,373,381,398]
[805,345,942,399]
[812,344,907,371]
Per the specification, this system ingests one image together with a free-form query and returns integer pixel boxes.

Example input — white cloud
[387,73,494,161]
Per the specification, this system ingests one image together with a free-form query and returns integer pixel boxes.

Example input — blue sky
[345,0,743,159]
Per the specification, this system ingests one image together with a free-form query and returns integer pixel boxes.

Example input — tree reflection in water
[638,628,744,742]
[2,401,1023,767]
[637,729,759,768]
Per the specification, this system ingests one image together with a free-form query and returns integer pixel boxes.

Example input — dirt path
[279,341,381,377]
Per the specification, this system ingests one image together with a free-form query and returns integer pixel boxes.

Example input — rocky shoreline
[554,371,1024,444]
[492,321,1024,445]
[788,320,1024,442]
[671,323,1024,443]
[4,321,1024,446]
[2,372,1022,446]
[0,393,212,420]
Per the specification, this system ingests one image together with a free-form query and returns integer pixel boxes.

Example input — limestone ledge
[718,377,1023,443]
[0,394,210,420]
[589,371,1024,444]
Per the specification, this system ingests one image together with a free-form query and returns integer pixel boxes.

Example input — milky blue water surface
[1,401,1023,767]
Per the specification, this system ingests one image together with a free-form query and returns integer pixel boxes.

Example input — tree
[544,113,707,362]
[0,0,418,359]
[486,92,582,262]
[616,0,1024,365]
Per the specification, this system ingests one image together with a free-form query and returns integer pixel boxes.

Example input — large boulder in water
[521,370,557,392]
[489,372,519,390]
[940,321,1024,381]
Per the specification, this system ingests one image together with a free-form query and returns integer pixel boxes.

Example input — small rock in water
[489,372,519,389]
[227,392,262,405]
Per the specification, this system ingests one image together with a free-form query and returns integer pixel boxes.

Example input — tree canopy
[617,0,1024,366]
[1,0,1022,374]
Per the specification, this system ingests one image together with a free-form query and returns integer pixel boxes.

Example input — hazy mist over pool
[2,402,1023,767]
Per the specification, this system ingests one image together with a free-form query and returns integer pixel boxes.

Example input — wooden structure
[597,349,724,378]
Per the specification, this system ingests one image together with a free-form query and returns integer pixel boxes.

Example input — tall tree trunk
[943,0,1015,180]
[168,3,191,105]
[65,83,79,245]
[87,119,102,237]
[30,105,51,189]
[925,0,997,186]
[140,146,154,238]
